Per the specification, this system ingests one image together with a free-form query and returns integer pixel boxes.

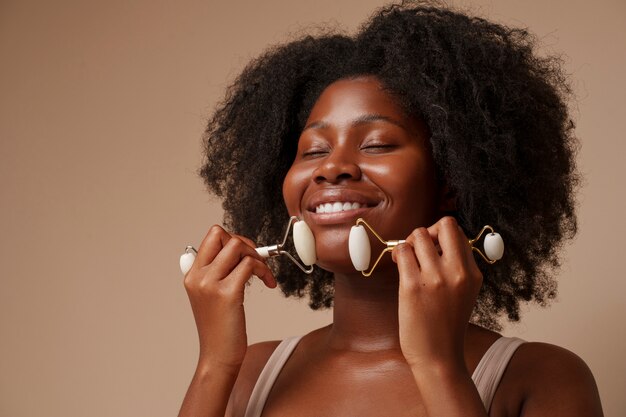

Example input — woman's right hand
[182,224,277,372]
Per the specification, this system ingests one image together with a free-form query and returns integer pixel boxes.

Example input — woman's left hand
[392,216,483,371]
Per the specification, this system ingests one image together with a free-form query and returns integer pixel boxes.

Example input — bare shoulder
[499,341,603,416]
[224,340,281,417]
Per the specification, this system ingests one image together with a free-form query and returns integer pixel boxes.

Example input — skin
[178,76,603,417]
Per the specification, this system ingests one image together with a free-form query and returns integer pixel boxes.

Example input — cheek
[365,154,438,222]
[282,165,311,215]
[364,153,436,198]
[398,166,439,223]
[398,170,436,210]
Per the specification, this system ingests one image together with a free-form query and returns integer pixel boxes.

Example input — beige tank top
[244,335,524,416]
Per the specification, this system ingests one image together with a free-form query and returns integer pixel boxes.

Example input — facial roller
[349,218,406,277]
[254,216,317,273]
[180,246,198,275]
[468,225,504,264]
[179,216,316,276]
[348,218,504,277]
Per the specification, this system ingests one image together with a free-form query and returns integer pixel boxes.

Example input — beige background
[1,0,624,416]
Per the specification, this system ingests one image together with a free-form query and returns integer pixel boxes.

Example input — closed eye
[361,144,397,152]
[302,150,329,157]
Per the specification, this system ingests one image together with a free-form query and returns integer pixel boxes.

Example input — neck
[325,264,403,353]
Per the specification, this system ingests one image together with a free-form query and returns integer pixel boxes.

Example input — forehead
[305,76,408,126]
[303,76,429,142]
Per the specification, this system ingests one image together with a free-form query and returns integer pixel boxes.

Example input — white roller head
[293,220,316,266]
[180,252,195,275]
[349,225,371,271]
[484,232,504,261]
[255,246,271,258]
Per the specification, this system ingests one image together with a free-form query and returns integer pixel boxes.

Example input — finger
[392,242,422,292]
[225,255,277,290]
[206,236,267,279]
[234,234,258,250]
[458,225,482,279]
[433,217,467,265]
[195,225,233,268]
[405,227,439,271]
[455,225,474,263]
[230,233,269,261]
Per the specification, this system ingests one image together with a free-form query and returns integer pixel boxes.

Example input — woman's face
[283,76,444,274]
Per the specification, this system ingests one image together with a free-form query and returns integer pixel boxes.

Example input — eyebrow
[302,113,407,132]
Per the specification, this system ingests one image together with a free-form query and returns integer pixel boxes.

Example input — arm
[178,361,240,417]
[393,217,603,416]
[393,217,489,417]
[408,341,604,417]
[410,360,487,416]
[177,225,277,417]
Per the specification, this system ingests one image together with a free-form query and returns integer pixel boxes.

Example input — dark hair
[198,0,579,329]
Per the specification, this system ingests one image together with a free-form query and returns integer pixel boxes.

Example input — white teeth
[315,202,364,214]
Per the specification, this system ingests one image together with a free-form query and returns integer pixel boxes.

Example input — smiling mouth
[307,201,379,225]
[313,201,370,214]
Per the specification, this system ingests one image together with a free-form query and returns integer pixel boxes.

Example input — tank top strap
[243,335,304,417]
[471,336,525,412]
[244,334,524,416]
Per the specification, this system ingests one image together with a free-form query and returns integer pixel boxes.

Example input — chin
[313,244,354,274]
[315,261,360,275]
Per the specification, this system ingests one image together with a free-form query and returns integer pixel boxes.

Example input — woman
[179,2,603,416]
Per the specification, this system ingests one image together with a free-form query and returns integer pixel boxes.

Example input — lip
[306,188,381,212]
[303,188,382,226]
[307,205,374,225]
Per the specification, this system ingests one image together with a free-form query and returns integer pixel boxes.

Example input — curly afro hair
[198,0,579,329]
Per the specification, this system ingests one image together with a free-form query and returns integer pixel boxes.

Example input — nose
[312,147,362,184]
